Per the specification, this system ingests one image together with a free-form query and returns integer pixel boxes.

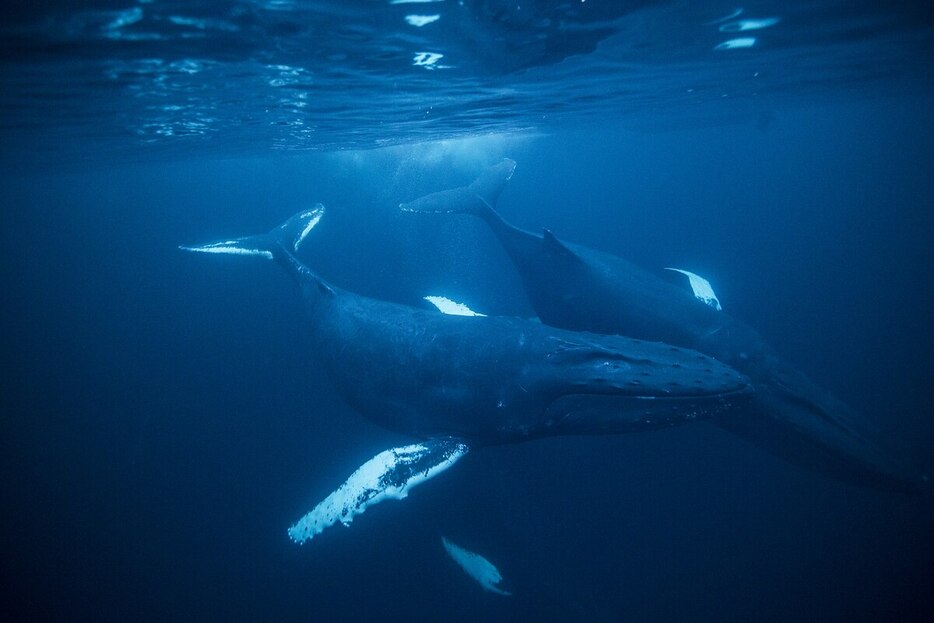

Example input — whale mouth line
[554,387,750,403]
[629,387,752,400]
[545,386,750,420]
[553,384,752,403]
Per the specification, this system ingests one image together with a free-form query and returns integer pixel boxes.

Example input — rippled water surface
[2,1,931,161]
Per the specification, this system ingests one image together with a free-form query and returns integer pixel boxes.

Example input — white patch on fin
[294,210,322,251]
[280,203,324,252]
[288,440,468,545]
[441,537,511,596]
[424,296,486,317]
[665,268,723,311]
[178,242,273,259]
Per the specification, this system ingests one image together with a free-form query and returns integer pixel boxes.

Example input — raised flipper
[399,159,516,215]
[665,268,722,311]
[442,537,512,596]
[288,439,469,544]
[423,295,487,317]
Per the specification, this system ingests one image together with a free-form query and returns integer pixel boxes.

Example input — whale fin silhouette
[288,439,469,544]
[399,159,516,216]
[180,204,333,295]
[180,204,323,257]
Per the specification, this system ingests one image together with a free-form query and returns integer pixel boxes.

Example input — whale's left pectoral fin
[288,439,469,544]
[665,268,723,311]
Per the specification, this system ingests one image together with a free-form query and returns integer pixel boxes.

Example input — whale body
[401,160,920,493]
[182,205,751,542]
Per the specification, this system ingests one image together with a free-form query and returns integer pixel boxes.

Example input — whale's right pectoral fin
[288,439,469,544]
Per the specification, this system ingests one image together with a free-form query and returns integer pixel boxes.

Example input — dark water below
[1,1,933,621]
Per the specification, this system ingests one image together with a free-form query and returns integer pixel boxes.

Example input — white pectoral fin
[423,295,487,317]
[442,537,511,596]
[288,439,469,545]
[665,268,723,311]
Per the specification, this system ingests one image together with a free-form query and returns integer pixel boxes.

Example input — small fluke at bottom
[441,537,511,596]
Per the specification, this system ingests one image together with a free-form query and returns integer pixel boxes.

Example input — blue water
[2,1,933,621]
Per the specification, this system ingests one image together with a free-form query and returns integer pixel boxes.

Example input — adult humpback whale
[181,205,751,543]
[401,160,919,493]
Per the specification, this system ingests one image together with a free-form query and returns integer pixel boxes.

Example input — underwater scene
[1,1,933,621]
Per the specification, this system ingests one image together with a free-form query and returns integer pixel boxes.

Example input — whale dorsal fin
[541,229,584,264]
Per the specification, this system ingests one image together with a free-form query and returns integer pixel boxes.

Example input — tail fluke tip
[178,241,274,259]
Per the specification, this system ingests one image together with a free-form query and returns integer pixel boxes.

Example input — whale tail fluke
[180,204,331,293]
[399,159,516,219]
[179,204,324,260]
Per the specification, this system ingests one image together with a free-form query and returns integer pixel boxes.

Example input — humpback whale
[181,206,751,543]
[401,160,920,493]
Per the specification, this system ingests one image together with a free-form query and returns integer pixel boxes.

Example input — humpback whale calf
[181,205,751,543]
[401,160,920,493]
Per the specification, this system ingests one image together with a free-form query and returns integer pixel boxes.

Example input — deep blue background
[2,97,933,621]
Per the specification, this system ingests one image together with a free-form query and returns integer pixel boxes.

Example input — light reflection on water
[0,1,930,162]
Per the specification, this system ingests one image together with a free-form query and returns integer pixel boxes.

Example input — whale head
[534,335,751,435]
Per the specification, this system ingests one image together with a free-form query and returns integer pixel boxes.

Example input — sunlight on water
[0,1,929,163]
